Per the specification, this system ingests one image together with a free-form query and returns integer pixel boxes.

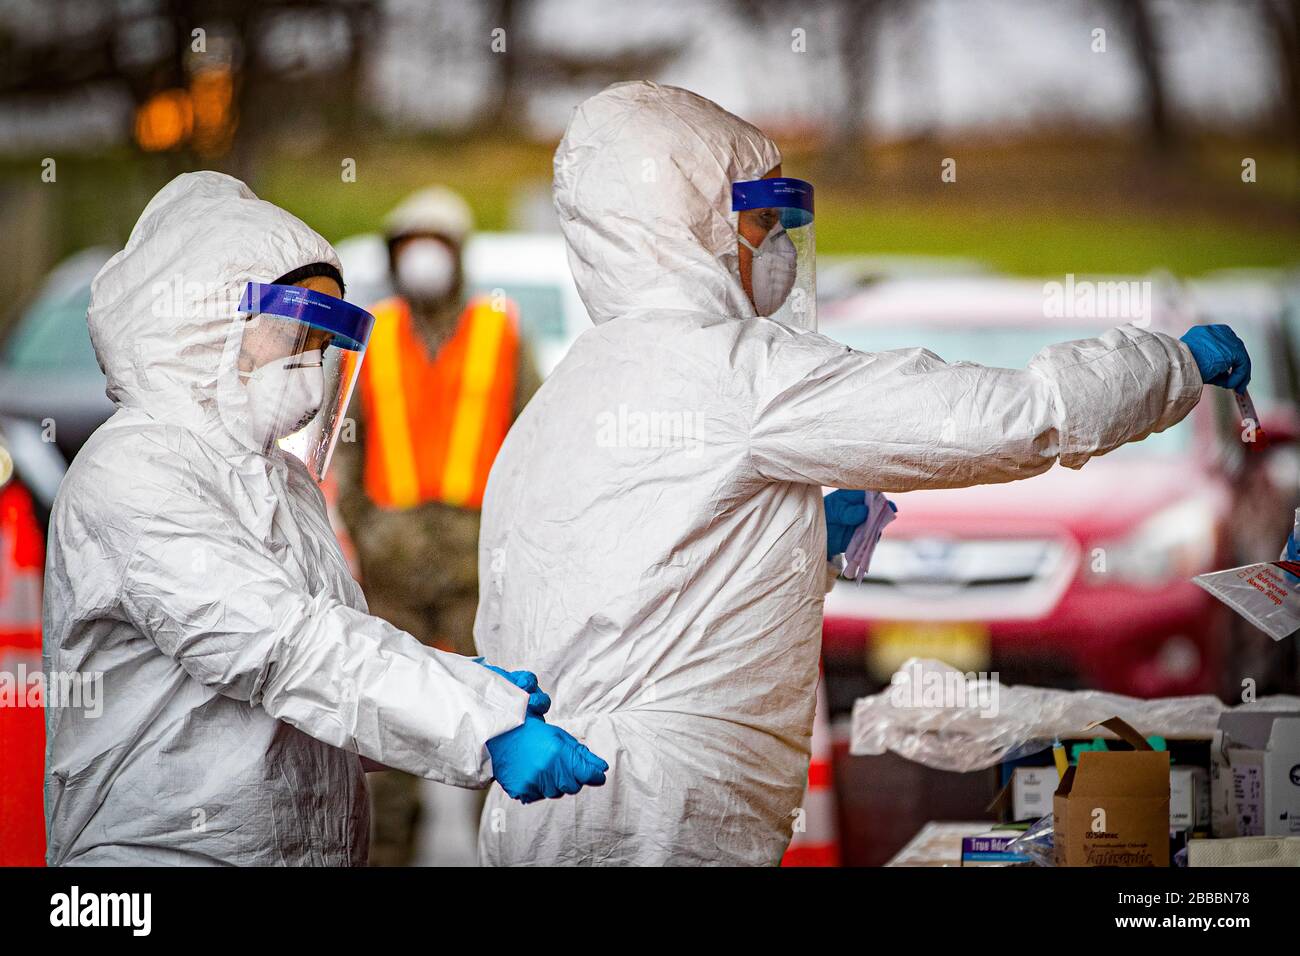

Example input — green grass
[254,138,555,241]
[4,136,1296,285]
[816,198,1296,275]
[256,137,1299,278]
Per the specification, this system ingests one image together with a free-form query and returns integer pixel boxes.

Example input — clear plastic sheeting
[1005,814,1055,867]
[850,658,1300,772]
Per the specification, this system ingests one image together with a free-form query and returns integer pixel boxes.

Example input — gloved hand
[824,489,870,559]
[475,658,551,718]
[486,717,609,804]
[1180,325,1251,392]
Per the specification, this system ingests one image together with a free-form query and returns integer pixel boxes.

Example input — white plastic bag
[1192,563,1300,641]
[1191,506,1300,641]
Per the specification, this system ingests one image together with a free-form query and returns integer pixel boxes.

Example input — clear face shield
[217,282,375,481]
[731,176,816,331]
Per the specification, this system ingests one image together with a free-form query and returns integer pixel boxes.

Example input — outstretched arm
[749,323,1203,492]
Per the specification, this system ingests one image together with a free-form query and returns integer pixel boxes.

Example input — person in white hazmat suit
[43,172,605,866]
[473,81,1250,866]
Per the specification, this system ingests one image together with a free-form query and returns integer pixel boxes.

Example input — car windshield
[466,280,566,343]
[826,323,1194,456]
[3,283,101,374]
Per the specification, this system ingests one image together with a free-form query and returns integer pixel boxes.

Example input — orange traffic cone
[0,479,47,866]
[781,674,840,866]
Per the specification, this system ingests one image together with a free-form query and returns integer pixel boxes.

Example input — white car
[335,231,591,377]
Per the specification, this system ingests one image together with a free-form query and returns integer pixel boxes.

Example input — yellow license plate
[867,621,991,680]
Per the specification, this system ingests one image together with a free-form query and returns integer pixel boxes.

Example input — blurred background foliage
[0,0,1296,311]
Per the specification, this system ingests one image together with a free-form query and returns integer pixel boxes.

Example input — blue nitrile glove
[486,717,609,804]
[1179,325,1251,392]
[475,658,551,718]
[1283,533,1300,585]
[824,489,869,559]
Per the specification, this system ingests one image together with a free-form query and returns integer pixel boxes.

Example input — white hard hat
[383,186,475,245]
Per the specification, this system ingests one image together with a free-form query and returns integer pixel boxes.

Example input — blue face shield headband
[730,177,814,228]
[238,282,375,351]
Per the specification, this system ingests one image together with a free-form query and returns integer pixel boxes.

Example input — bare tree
[829,0,894,159]
[0,0,380,170]
[478,0,684,135]
[1258,0,1300,150]
[1109,0,1176,149]
[735,0,901,179]
[482,0,522,133]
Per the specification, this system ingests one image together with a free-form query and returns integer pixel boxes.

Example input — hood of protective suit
[553,81,781,325]
[87,171,340,449]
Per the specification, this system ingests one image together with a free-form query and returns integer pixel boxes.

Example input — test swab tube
[1234,388,1266,451]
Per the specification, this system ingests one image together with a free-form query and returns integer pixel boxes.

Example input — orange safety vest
[360,295,519,510]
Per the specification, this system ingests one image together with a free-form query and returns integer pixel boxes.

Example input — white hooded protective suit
[43,172,529,866]
[473,81,1203,866]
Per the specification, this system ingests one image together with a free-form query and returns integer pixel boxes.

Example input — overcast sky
[375,0,1282,137]
[0,0,1285,153]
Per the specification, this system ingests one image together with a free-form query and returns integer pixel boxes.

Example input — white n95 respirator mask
[739,225,798,317]
[395,239,457,302]
[244,349,325,443]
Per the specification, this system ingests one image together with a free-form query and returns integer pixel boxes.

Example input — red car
[0,427,46,865]
[817,276,1300,708]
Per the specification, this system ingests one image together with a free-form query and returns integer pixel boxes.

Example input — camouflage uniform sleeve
[333,389,371,536]
[512,336,543,420]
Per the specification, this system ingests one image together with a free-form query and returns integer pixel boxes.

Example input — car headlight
[1085,495,1218,587]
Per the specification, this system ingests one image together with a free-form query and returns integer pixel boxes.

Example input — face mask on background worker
[393,236,459,307]
[215,280,374,481]
[733,176,816,330]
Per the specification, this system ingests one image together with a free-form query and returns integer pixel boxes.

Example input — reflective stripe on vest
[361,295,519,510]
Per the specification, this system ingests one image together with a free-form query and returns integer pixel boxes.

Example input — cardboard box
[1169,766,1209,830]
[1210,729,1234,837]
[1011,767,1059,822]
[1212,712,1278,836]
[1232,749,1266,836]
[1016,763,1204,829]
[1260,718,1300,836]
[1211,712,1300,837]
[1053,716,1170,867]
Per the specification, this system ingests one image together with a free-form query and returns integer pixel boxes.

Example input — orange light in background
[134,88,194,152]
[132,69,237,157]
[190,66,237,158]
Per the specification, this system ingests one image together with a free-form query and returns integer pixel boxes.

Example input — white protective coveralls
[43,172,529,866]
[474,81,1204,866]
